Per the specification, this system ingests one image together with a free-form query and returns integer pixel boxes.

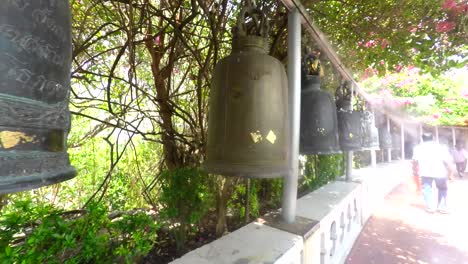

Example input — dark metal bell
[392,132,402,149]
[204,4,289,178]
[336,83,363,151]
[361,111,380,150]
[299,58,340,155]
[378,128,393,149]
[0,1,76,194]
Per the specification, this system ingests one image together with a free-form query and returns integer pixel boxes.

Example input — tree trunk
[245,178,250,224]
[0,195,5,212]
[215,177,235,237]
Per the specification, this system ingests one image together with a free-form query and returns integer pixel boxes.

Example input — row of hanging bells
[204,0,394,178]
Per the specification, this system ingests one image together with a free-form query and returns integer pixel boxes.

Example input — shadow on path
[346,178,468,264]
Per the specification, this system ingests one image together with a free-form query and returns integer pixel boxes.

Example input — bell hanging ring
[204,1,289,178]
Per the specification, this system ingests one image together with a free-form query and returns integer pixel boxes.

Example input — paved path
[346,175,468,264]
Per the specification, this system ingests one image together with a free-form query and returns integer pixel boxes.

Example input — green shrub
[158,167,213,252]
[302,154,344,192]
[0,200,158,264]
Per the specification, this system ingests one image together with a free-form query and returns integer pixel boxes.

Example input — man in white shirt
[452,142,467,178]
[412,132,454,213]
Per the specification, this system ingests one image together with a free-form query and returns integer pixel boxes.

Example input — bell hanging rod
[278,0,371,103]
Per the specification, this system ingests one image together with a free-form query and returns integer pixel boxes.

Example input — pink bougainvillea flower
[370,97,384,105]
[380,60,385,65]
[436,21,456,33]
[409,27,418,33]
[445,108,453,113]
[433,113,441,119]
[404,98,414,105]
[455,3,468,15]
[442,0,457,10]
[381,39,389,49]
[407,65,420,74]
[364,40,377,48]
[154,35,161,45]
[461,88,468,98]
[395,64,403,73]
[444,97,457,102]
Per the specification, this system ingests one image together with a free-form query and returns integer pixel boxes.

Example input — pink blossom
[154,36,161,45]
[444,97,457,102]
[364,40,377,48]
[404,98,414,105]
[454,3,468,15]
[445,108,453,113]
[433,113,441,119]
[436,21,456,32]
[380,60,385,65]
[461,89,468,98]
[407,65,420,74]
[395,64,403,73]
[382,75,397,85]
[442,0,457,10]
[409,27,418,33]
[381,39,389,49]
[369,97,384,105]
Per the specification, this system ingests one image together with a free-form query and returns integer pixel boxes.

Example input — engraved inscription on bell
[0,0,76,194]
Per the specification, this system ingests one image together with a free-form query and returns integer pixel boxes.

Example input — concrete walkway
[346,175,468,264]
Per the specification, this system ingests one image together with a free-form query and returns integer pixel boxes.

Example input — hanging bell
[378,128,393,149]
[392,131,402,149]
[336,82,363,151]
[0,1,76,194]
[300,55,340,155]
[204,2,289,178]
[361,110,380,150]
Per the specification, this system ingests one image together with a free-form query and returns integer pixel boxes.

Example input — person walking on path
[452,142,467,178]
[412,132,454,213]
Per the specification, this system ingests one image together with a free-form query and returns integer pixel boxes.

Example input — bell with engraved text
[299,55,340,155]
[379,128,393,149]
[204,3,289,178]
[0,1,76,194]
[336,82,363,151]
[361,110,380,150]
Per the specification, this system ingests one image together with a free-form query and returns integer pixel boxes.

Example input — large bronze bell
[336,82,363,151]
[300,55,340,155]
[378,128,393,149]
[361,110,380,150]
[392,131,402,149]
[204,2,289,178]
[0,1,76,194]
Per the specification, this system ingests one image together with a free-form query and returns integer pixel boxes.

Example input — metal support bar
[346,151,353,181]
[452,127,456,146]
[386,116,391,162]
[400,123,405,160]
[278,0,370,101]
[282,8,301,224]
[419,124,423,143]
[370,150,377,167]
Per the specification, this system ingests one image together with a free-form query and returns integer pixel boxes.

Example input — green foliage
[361,67,468,126]
[302,154,345,192]
[0,200,158,264]
[228,180,260,220]
[158,168,213,251]
[308,0,467,74]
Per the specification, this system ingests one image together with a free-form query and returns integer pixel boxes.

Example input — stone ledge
[170,222,304,264]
